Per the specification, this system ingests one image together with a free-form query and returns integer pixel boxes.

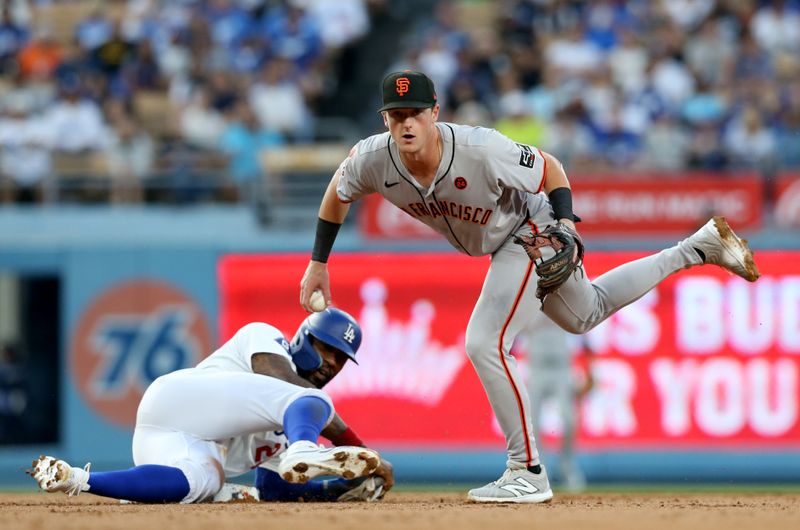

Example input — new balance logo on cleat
[499,477,538,497]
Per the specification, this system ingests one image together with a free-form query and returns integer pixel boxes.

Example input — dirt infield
[1,491,798,530]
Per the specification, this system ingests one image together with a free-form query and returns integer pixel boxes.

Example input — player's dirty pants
[465,223,701,467]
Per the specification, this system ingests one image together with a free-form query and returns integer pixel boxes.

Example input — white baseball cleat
[278,441,380,484]
[689,216,760,282]
[468,466,553,504]
[28,455,91,497]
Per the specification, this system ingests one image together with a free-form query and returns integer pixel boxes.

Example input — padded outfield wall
[1,209,799,486]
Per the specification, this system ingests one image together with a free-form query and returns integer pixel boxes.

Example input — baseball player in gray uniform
[299,71,760,503]
[519,311,593,492]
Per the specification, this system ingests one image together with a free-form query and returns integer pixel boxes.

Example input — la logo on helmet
[343,323,356,344]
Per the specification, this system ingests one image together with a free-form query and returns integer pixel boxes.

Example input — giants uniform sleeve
[485,129,546,194]
[336,142,376,203]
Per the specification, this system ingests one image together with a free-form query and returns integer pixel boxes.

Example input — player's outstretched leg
[29,455,90,497]
[688,216,760,281]
[29,454,193,502]
[277,395,380,484]
[467,463,553,504]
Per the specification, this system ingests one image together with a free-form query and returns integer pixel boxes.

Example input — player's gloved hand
[514,223,585,301]
[300,261,331,312]
[372,457,395,493]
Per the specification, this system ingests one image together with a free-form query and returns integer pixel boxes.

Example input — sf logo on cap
[396,77,410,96]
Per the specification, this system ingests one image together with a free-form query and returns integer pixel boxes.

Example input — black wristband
[311,218,342,263]
[548,187,580,222]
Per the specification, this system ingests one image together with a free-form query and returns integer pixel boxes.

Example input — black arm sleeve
[311,218,342,263]
[548,187,581,223]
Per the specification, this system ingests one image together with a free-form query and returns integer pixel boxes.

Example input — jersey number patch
[517,144,535,168]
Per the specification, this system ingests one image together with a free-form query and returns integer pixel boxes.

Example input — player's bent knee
[172,458,224,503]
[464,332,494,363]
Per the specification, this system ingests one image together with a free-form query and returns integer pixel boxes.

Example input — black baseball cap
[378,71,437,112]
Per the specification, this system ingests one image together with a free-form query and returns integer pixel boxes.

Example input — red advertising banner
[359,174,764,239]
[775,173,800,227]
[219,251,800,450]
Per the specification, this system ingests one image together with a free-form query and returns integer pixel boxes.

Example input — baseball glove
[514,223,585,301]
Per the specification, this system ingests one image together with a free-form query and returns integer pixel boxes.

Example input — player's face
[304,338,350,388]
[383,105,439,155]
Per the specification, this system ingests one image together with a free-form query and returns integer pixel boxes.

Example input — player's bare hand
[300,261,331,312]
[373,457,395,492]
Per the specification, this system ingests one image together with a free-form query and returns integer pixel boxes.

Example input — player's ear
[381,111,389,129]
[431,104,439,122]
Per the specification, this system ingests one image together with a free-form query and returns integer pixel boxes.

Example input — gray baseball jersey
[334,121,706,469]
[337,123,551,256]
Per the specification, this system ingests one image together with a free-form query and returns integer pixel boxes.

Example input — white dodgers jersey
[194,323,295,476]
[338,123,551,256]
[196,322,294,373]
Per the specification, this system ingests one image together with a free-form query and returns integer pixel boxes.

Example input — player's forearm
[541,152,576,228]
[312,174,351,264]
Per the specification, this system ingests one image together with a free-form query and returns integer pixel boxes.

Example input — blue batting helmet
[289,308,362,371]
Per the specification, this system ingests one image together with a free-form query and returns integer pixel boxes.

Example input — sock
[693,247,706,262]
[527,464,542,474]
[283,396,332,444]
[87,465,190,503]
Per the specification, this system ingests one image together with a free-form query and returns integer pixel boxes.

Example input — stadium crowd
[0,0,375,203]
[400,0,800,175]
[0,0,797,205]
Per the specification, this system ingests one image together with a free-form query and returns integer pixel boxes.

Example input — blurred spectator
[0,103,52,203]
[124,39,165,91]
[494,91,546,148]
[40,82,109,152]
[639,113,692,171]
[104,112,155,203]
[0,5,28,73]
[249,58,313,140]
[723,104,777,172]
[205,0,252,51]
[219,101,283,202]
[607,29,648,94]
[649,50,697,112]
[541,106,595,171]
[75,5,113,52]
[688,121,727,170]
[750,0,800,54]
[518,312,595,492]
[735,30,773,80]
[683,17,735,86]
[180,85,227,150]
[775,100,800,169]
[544,23,603,78]
[91,19,136,77]
[660,0,716,31]
[17,26,62,80]
[297,0,370,51]
[263,4,322,70]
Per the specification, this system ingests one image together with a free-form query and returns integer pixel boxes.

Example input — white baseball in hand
[309,290,328,312]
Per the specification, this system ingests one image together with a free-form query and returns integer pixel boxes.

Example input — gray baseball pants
[464,218,702,467]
